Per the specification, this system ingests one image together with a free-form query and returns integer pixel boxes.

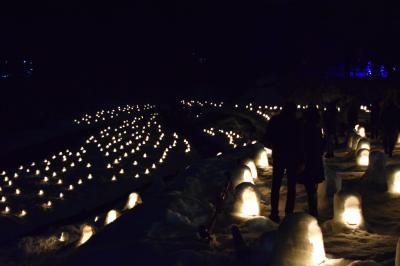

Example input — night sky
[0,1,399,104]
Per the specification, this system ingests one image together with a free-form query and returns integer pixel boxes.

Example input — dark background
[0,0,399,132]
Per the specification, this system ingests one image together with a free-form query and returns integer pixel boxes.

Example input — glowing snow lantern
[356,138,370,152]
[38,190,44,196]
[233,183,260,218]
[3,206,10,214]
[333,191,365,230]
[125,192,142,210]
[273,213,326,266]
[58,179,63,185]
[357,126,366,138]
[78,225,94,246]
[69,184,74,191]
[59,232,67,242]
[19,210,27,217]
[356,149,370,166]
[145,169,150,175]
[43,176,49,183]
[389,170,400,194]
[254,147,269,168]
[87,174,93,180]
[119,169,125,174]
[111,175,117,182]
[1,196,6,202]
[231,165,254,189]
[15,188,21,195]
[133,161,138,166]
[59,193,64,199]
[78,179,83,185]
[105,209,119,225]
[242,159,257,179]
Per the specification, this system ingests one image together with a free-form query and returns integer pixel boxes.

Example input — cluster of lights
[0,108,192,222]
[360,105,371,113]
[73,104,155,126]
[203,128,246,149]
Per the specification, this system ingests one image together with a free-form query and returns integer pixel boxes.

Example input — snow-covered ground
[1,101,399,266]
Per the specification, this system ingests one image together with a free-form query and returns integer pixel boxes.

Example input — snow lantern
[242,159,257,180]
[233,183,260,218]
[351,135,363,151]
[388,168,400,194]
[230,165,254,190]
[78,225,94,246]
[254,147,269,169]
[125,192,142,210]
[273,213,326,266]
[357,126,366,138]
[362,151,387,191]
[105,209,120,225]
[356,149,370,166]
[333,191,365,230]
[355,138,370,152]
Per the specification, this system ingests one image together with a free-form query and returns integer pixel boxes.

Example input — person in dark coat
[299,105,325,218]
[263,102,305,223]
[381,99,399,157]
[323,101,337,158]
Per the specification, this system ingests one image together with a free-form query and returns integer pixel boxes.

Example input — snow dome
[357,126,366,138]
[254,147,269,169]
[356,138,370,152]
[105,209,120,225]
[77,225,94,246]
[356,149,370,167]
[230,165,254,190]
[241,158,258,180]
[333,191,365,230]
[233,183,260,218]
[272,213,326,266]
[125,192,142,210]
[387,167,400,194]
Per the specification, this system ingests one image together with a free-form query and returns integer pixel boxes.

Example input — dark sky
[1,1,400,88]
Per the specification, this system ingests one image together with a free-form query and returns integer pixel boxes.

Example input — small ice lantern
[334,191,364,229]
[273,213,326,266]
[356,149,370,166]
[233,183,260,218]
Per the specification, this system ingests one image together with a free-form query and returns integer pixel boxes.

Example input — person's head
[281,102,297,117]
[304,105,320,125]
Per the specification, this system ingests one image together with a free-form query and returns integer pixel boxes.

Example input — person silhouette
[263,102,305,223]
[299,105,325,218]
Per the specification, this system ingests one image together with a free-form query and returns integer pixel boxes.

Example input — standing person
[299,105,325,218]
[323,101,338,158]
[370,100,381,140]
[263,102,305,223]
[381,99,399,157]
